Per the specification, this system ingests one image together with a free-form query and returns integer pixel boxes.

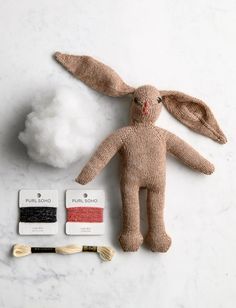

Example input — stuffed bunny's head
[131,85,162,124]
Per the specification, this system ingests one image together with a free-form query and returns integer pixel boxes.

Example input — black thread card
[19,190,58,235]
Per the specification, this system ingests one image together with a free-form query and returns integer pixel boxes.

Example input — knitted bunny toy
[55,52,227,252]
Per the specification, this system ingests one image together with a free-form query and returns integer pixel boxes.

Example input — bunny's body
[119,124,167,184]
[55,53,226,252]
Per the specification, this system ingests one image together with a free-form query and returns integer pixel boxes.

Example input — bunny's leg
[145,187,171,252]
[119,181,143,251]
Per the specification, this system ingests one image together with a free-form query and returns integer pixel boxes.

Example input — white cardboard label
[19,190,58,235]
[66,190,105,235]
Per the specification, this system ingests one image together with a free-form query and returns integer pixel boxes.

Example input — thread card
[66,190,105,235]
[19,190,58,235]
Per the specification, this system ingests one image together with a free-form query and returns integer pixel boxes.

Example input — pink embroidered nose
[142,101,149,115]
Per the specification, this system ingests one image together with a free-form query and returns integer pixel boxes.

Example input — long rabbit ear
[160,90,227,144]
[54,52,134,97]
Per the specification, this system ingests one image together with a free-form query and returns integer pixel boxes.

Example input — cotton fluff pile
[19,87,97,168]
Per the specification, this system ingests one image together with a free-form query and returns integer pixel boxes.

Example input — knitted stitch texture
[55,53,226,252]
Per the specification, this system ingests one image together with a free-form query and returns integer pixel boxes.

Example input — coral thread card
[66,190,105,235]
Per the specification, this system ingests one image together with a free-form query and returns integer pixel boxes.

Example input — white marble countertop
[0,0,235,307]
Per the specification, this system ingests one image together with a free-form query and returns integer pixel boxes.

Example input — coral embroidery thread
[67,207,103,223]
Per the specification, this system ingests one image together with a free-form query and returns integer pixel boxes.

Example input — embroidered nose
[142,101,149,115]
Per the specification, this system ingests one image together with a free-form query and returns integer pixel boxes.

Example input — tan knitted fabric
[54,52,134,96]
[160,90,227,144]
[55,53,226,252]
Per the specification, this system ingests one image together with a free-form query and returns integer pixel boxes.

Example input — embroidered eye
[157,97,162,103]
[134,97,142,106]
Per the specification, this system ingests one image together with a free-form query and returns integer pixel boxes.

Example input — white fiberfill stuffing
[19,87,97,168]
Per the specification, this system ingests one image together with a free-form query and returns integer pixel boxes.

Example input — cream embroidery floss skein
[13,244,115,261]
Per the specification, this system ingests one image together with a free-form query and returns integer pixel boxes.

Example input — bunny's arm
[76,128,128,185]
[166,132,215,174]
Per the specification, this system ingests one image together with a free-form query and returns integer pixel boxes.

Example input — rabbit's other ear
[160,90,227,144]
[54,52,134,97]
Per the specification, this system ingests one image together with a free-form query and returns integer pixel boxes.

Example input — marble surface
[0,0,235,307]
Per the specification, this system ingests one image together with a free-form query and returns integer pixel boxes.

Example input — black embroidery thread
[19,207,57,223]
